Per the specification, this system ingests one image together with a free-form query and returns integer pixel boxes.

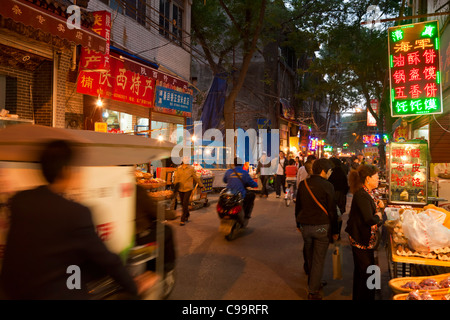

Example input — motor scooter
[216,188,248,241]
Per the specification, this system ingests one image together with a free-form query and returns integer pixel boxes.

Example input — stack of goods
[192,163,213,178]
[390,273,450,293]
[136,171,166,189]
[390,273,450,300]
[403,291,446,300]
[147,190,173,200]
[401,278,449,291]
[387,206,450,261]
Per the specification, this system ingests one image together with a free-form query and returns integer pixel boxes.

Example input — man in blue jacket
[223,157,258,219]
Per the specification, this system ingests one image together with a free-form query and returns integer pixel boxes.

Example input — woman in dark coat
[328,158,350,237]
[345,164,384,300]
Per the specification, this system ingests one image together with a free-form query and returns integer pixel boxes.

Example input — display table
[387,237,450,278]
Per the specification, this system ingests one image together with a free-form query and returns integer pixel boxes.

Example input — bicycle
[284,179,296,207]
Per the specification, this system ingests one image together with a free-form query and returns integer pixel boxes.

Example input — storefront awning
[0,0,107,52]
[0,124,175,166]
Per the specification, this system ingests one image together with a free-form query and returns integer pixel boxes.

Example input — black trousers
[260,175,269,196]
[275,174,286,196]
[351,246,376,300]
[243,192,256,218]
[179,190,193,223]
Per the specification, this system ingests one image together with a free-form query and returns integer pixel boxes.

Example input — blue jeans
[299,224,330,294]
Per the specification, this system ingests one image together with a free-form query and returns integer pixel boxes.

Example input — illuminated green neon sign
[388,20,443,117]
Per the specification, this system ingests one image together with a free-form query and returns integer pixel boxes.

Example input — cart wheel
[162,269,176,300]
[204,199,210,207]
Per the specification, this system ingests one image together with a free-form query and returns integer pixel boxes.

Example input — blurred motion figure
[0,140,139,299]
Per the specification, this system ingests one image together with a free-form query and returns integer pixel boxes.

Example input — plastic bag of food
[402,210,450,253]
[422,208,447,225]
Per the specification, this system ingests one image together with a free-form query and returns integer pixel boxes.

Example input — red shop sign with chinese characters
[388,141,428,204]
[388,20,443,117]
[79,11,111,71]
[76,10,191,110]
[76,9,155,108]
[77,54,156,108]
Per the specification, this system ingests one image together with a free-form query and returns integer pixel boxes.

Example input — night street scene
[0,0,450,314]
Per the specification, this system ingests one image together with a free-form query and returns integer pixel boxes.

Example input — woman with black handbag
[345,164,384,300]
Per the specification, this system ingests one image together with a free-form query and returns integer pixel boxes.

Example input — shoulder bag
[304,178,328,216]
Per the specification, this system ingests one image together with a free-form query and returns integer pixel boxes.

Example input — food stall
[0,124,175,299]
[383,140,450,299]
[188,163,214,210]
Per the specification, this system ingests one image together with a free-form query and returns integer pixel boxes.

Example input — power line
[361,11,450,25]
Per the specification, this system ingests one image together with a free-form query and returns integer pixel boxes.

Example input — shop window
[135,117,149,137]
[172,3,183,44]
[104,0,146,26]
[159,0,184,45]
[102,110,133,134]
[108,0,124,15]
[413,124,429,141]
[159,0,171,39]
[151,121,169,141]
[125,0,147,26]
[151,121,184,144]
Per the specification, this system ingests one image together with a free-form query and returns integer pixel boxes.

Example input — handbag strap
[304,178,328,216]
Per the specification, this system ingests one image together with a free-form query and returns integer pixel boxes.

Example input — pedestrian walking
[296,155,316,189]
[295,158,339,300]
[256,152,271,198]
[173,158,204,226]
[350,155,361,170]
[295,156,302,169]
[273,151,287,198]
[345,164,384,300]
[328,157,350,238]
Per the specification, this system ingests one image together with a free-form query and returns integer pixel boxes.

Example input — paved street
[166,191,393,300]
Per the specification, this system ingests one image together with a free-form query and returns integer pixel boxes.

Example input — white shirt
[276,158,286,175]
[296,165,309,187]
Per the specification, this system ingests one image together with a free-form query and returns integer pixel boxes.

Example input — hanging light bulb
[96,96,103,107]
[158,134,164,142]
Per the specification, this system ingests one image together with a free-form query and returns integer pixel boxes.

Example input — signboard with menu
[388,21,443,117]
[388,140,428,205]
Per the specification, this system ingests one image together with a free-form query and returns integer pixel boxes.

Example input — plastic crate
[201,176,214,192]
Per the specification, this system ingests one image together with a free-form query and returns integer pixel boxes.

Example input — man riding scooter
[223,157,258,220]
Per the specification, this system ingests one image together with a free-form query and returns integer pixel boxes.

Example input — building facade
[0,0,193,146]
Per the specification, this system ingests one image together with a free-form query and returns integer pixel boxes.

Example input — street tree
[294,0,405,168]
[191,0,267,132]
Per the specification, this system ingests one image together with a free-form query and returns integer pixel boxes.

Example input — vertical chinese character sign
[388,141,428,204]
[388,21,443,117]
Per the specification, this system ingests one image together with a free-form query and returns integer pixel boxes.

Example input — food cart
[0,124,176,299]
[383,140,450,298]
[188,163,214,210]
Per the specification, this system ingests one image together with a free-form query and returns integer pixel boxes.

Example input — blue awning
[110,45,159,70]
